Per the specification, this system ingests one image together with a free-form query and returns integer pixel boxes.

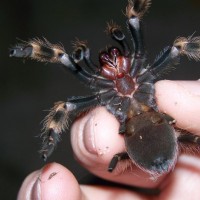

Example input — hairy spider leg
[108,152,129,172]
[9,39,120,160]
[126,0,150,77]
[60,51,114,90]
[137,36,200,84]
[178,132,200,145]
[72,40,100,74]
[41,89,118,160]
[133,36,200,110]
[9,39,114,90]
[106,22,131,57]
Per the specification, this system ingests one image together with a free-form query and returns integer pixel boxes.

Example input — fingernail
[83,116,98,155]
[28,173,41,200]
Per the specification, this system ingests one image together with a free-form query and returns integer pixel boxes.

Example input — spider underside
[10,0,200,176]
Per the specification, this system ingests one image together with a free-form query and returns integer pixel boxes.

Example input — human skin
[17,80,200,200]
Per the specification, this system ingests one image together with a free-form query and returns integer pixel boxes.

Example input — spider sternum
[115,75,137,96]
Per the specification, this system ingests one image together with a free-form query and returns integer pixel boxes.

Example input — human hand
[18,80,200,200]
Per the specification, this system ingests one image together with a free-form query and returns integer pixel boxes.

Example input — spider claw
[40,128,60,160]
[106,21,123,38]
[72,39,93,64]
[9,45,33,58]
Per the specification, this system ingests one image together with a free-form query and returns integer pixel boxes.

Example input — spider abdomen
[125,111,178,173]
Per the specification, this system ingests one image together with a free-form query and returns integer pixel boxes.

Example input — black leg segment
[108,152,130,172]
[178,133,200,145]
[126,1,149,77]
[41,95,101,160]
[137,36,200,83]
[106,22,131,57]
[72,39,100,74]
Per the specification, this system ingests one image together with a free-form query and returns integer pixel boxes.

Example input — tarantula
[10,0,200,176]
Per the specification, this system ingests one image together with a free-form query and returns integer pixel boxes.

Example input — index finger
[155,80,200,134]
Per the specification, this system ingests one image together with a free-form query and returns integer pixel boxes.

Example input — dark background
[1,0,200,199]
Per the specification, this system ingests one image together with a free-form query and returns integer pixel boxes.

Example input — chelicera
[10,0,200,176]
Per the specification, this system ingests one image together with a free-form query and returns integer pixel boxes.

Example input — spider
[10,0,200,176]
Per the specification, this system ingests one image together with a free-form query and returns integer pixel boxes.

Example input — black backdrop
[1,0,200,199]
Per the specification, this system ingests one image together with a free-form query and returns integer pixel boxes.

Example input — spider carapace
[10,0,200,176]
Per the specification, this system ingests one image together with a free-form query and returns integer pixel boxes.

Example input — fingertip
[155,80,200,134]
[159,154,200,199]
[18,163,81,200]
[17,170,41,200]
[40,163,81,200]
